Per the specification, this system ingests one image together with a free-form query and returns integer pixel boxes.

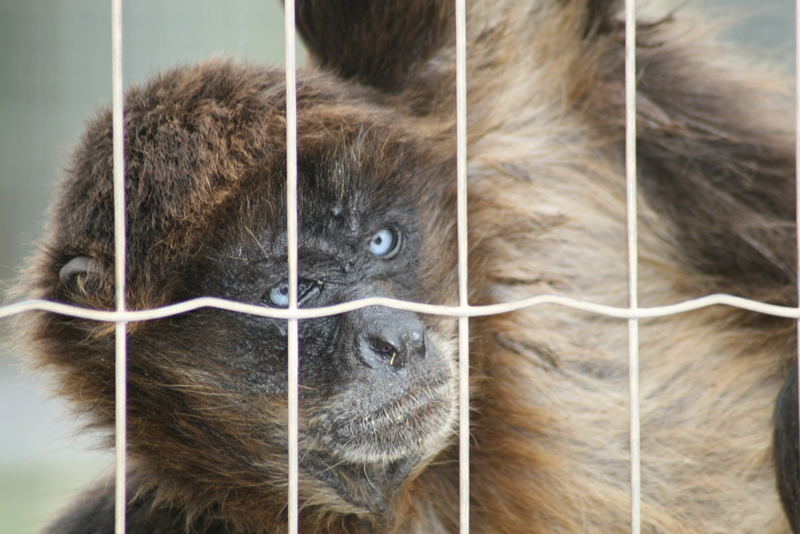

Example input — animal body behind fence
[14,0,800,533]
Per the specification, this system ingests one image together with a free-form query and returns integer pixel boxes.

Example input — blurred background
[0,1,793,533]
[0,2,297,532]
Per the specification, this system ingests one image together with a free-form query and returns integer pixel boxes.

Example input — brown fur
[17,0,797,532]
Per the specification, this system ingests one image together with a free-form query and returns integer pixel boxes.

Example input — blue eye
[368,227,400,257]
[269,282,290,307]
[267,279,323,307]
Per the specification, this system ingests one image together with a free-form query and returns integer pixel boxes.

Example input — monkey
[15,0,800,533]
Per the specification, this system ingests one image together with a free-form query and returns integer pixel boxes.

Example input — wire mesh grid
[0,1,798,534]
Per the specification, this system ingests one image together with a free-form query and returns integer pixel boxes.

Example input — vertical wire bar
[111,0,127,533]
[795,0,800,473]
[284,1,300,533]
[455,0,470,531]
[624,1,641,533]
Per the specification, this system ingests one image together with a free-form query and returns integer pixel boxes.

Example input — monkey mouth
[351,389,451,440]
[350,386,454,458]
[362,384,453,432]
[314,377,457,465]
[301,379,455,515]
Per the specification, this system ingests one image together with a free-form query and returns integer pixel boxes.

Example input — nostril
[370,336,406,369]
[408,330,426,360]
[368,336,397,357]
[354,314,427,371]
[360,333,407,369]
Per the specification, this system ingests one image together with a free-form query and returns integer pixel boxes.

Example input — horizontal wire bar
[2,293,799,322]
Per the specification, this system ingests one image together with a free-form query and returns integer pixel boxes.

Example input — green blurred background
[0,1,792,533]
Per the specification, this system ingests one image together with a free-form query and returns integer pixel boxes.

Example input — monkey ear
[58,256,106,296]
[292,0,454,91]
[58,256,100,284]
[56,255,114,307]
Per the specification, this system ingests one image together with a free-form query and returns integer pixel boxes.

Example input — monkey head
[24,61,460,527]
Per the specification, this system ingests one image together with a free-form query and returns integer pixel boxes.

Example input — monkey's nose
[357,319,426,370]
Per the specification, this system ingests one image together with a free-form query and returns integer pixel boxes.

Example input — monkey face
[179,135,460,513]
[30,61,460,518]
[176,154,455,508]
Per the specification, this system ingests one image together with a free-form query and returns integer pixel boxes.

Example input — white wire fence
[0,1,797,534]
[110,1,127,532]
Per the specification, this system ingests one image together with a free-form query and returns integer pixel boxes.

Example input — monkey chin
[301,381,457,516]
[300,340,458,513]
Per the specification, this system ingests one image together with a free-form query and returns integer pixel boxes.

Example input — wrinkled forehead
[299,131,422,211]
[236,130,425,244]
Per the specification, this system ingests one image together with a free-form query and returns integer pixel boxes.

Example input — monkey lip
[365,392,444,430]
[322,377,456,463]
[366,373,454,420]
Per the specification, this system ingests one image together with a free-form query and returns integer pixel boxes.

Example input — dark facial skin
[164,151,457,514]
